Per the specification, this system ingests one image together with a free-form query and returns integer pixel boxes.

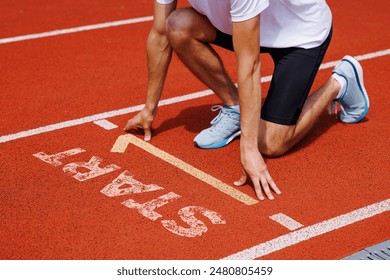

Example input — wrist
[240,133,258,148]
[144,103,158,116]
[240,139,259,154]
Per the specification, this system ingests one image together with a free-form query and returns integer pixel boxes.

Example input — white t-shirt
[155,0,332,49]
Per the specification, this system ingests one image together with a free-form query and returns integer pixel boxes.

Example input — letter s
[161,206,226,238]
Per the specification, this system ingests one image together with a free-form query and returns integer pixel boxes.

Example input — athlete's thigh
[260,30,332,125]
[260,48,323,125]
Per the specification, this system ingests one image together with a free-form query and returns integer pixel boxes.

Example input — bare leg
[259,77,340,157]
[165,8,238,106]
[165,7,340,156]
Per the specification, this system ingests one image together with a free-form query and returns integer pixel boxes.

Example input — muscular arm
[233,16,261,151]
[124,1,176,140]
[232,15,281,200]
[144,1,177,114]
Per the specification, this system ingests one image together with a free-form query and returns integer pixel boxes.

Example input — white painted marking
[111,134,258,205]
[319,49,390,69]
[93,119,118,130]
[161,206,226,238]
[33,148,85,166]
[0,91,208,143]
[100,170,163,197]
[122,192,181,221]
[269,213,304,231]
[0,16,153,45]
[222,198,390,260]
[63,156,120,181]
[1,48,389,144]
[354,49,390,61]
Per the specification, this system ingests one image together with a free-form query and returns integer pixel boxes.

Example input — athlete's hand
[124,108,155,141]
[234,148,281,201]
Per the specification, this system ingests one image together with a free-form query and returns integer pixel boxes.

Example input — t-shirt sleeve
[230,0,269,22]
[155,0,175,4]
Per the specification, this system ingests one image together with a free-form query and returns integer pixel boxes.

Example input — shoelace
[209,105,239,132]
[210,105,224,125]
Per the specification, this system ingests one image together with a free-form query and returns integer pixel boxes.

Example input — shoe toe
[193,130,213,147]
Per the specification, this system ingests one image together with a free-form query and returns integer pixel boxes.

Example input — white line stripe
[93,119,118,130]
[111,134,258,205]
[222,198,390,260]
[0,88,214,143]
[320,49,390,69]
[0,16,153,45]
[269,213,304,231]
[354,49,390,61]
[1,48,389,144]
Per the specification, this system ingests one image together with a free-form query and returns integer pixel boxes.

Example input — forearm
[143,1,176,115]
[144,29,173,115]
[238,59,261,150]
[232,15,262,151]
[230,14,280,200]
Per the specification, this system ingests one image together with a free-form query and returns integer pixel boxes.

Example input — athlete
[124,0,369,201]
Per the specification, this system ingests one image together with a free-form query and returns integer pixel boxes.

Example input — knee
[166,9,195,47]
[259,142,287,158]
[258,132,290,158]
[258,123,296,158]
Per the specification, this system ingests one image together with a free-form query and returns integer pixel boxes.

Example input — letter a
[101,171,163,197]
[122,192,181,221]
[63,156,120,181]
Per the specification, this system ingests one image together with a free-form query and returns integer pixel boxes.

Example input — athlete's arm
[232,15,281,200]
[124,1,177,141]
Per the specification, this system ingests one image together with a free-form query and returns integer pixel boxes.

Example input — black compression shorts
[212,27,332,125]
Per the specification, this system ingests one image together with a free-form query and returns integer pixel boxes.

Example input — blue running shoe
[194,105,240,149]
[329,55,370,123]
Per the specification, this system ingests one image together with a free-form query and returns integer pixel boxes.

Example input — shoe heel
[342,55,370,109]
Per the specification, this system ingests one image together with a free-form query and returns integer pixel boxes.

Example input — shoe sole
[194,130,241,149]
[340,55,370,123]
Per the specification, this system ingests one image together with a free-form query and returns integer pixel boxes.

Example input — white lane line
[0,89,212,143]
[269,213,304,231]
[1,48,389,144]
[320,49,390,69]
[222,198,390,260]
[93,119,118,130]
[0,16,153,45]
